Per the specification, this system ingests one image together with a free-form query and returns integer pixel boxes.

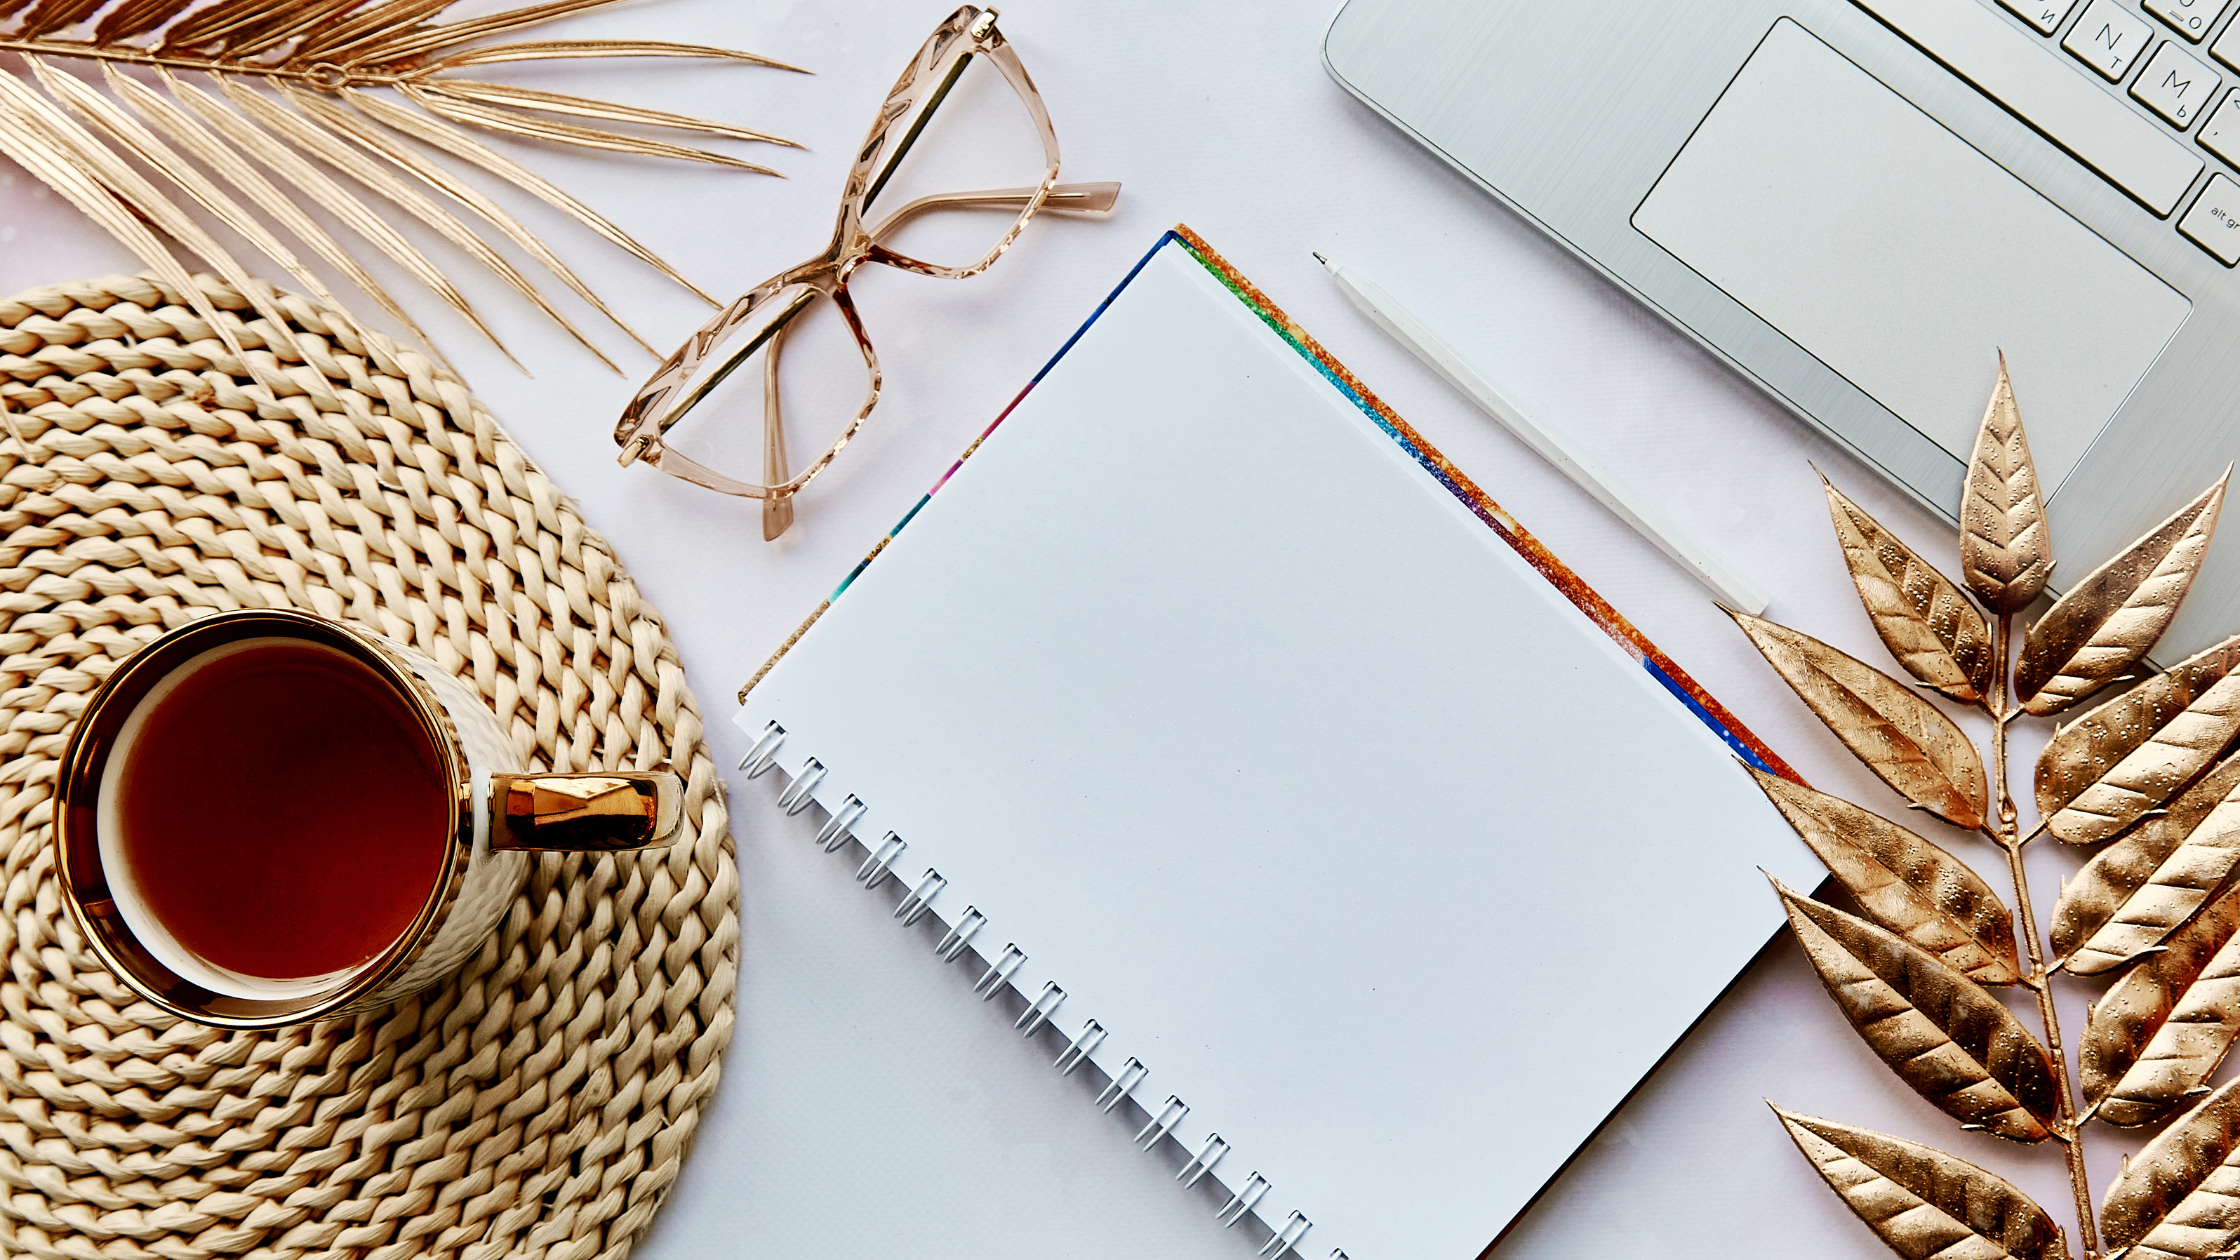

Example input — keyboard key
[2134,41,2223,124]
[2000,0,2075,34]
[2064,0,2155,78]
[2202,87,2240,160]
[1854,0,2205,213]
[2146,0,2230,41]
[2215,11,2240,69]
[2181,172,2240,261]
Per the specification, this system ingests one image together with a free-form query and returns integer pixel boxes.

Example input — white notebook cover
[735,229,1819,1258]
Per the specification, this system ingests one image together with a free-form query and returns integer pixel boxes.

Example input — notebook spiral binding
[1178,1132,1226,1188]
[750,722,1331,1258]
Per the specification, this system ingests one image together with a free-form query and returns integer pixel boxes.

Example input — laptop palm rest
[1633,18,2188,493]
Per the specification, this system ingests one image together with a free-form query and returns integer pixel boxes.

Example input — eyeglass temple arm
[762,319,794,540]
[867,181,1121,242]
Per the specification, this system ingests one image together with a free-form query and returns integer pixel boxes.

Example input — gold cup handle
[489,768,684,852]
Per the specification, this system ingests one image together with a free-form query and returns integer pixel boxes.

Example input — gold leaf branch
[0,0,808,370]
[1751,361,2240,1259]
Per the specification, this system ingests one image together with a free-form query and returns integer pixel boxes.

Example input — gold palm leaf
[0,0,805,375]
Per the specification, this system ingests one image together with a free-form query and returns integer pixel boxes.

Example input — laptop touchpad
[1633,19,2187,493]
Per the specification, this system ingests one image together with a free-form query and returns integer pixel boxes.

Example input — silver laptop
[1326,0,2240,654]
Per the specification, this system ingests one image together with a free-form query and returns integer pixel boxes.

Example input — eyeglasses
[613,5,1120,540]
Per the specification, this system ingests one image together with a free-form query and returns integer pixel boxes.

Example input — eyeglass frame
[612,5,1119,539]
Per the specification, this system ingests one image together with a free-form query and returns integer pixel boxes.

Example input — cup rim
[55,609,476,1029]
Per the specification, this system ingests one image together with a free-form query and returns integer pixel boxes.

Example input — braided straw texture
[0,273,736,1260]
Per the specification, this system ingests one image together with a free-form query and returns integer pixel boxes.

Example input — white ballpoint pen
[1316,252,1770,615]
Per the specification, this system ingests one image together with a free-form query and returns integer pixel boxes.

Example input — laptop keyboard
[1855,0,2240,262]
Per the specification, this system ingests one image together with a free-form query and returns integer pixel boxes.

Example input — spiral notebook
[734,228,1819,1258]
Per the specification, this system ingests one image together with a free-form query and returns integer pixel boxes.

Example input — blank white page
[737,237,1818,1258]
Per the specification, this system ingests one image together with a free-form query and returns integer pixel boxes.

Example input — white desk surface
[0,2,2154,1256]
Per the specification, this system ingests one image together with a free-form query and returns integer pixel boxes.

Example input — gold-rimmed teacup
[53,608,682,1029]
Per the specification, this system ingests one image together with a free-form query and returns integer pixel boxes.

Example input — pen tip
[1311,251,1328,267]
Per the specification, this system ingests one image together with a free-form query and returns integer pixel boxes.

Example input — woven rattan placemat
[0,273,735,1260]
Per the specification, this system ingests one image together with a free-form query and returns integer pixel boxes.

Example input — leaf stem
[0,37,417,84]
[1993,612,2099,1258]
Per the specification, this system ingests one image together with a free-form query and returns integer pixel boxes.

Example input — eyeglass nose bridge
[620,174,1118,490]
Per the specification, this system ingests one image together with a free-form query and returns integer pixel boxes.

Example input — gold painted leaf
[338,85,714,304]
[0,64,274,327]
[0,70,261,395]
[22,0,104,41]
[217,75,620,371]
[415,79,800,146]
[344,0,619,66]
[34,58,368,354]
[105,65,441,355]
[277,81,654,355]
[1772,1107,2069,1260]
[1775,880,2054,1141]
[163,68,514,368]
[2037,633,2240,845]
[2053,755,2240,975]
[293,0,453,64]
[424,39,810,74]
[2017,473,2231,716]
[170,0,359,58]
[1823,473,1995,704]
[93,0,196,44]
[402,81,782,173]
[0,0,807,368]
[2081,882,2240,1128]
[1960,357,2051,615]
[1750,767,2019,984]
[2100,1077,2240,1258]
[1731,612,1988,829]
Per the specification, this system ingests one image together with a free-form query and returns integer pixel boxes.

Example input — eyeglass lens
[863,44,1053,266]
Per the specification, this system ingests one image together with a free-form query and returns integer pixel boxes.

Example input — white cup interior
[95,636,399,1001]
